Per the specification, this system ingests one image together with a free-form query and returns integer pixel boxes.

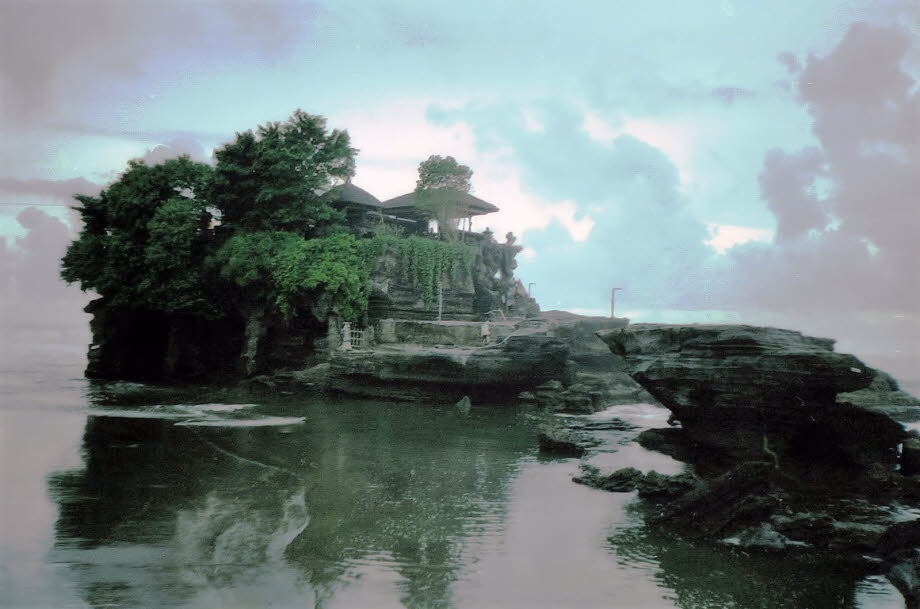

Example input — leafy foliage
[359,233,474,307]
[272,233,369,320]
[61,111,482,329]
[210,109,356,234]
[413,155,474,239]
[415,155,472,193]
[61,156,216,314]
[211,231,370,321]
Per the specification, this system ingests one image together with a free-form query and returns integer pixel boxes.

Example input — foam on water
[175,416,305,428]
[88,403,303,428]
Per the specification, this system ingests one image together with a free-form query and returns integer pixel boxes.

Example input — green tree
[210,109,357,235]
[211,231,369,322]
[413,155,474,239]
[61,156,216,314]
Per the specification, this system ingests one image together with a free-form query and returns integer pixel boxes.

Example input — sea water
[0,341,905,609]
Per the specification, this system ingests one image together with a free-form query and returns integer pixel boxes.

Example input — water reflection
[40,395,906,609]
[608,503,884,609]
[48,399,537,608]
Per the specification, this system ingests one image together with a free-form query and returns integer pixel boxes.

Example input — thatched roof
[379,190,499,216]
[335,181,382,207]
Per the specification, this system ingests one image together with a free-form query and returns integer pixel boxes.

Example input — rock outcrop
[324,333,568,401]
[597,324,913,472]
[515,312,655,412]
[592,323,920,607]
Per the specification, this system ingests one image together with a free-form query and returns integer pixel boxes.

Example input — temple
[333,181,537,323]
[334,181,500,238]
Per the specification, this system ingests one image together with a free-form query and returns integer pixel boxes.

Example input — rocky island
[59,109,920,607]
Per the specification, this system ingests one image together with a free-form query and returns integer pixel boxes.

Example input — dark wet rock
[878,519,920,561]
[537,424,592,457]
[828,521,888,552]
[727,522,802,551]
[518,372,652,414]
[767,513,886,553]
[839,371,920,423]
[574,466,644,492]
[904,440,920,476]
[537,311,629,373]
[569,418,638,433]
[888,553,920,609]
[644,462,785,537]
[519,378,599,413]
[635,428,721,467]
[770,513,835,546]
[592,323,920,608]
[597,324,909,471]
[455,395,472,413]
[636,471,701,501]
[877,520,920,607]
[326,334,569,400]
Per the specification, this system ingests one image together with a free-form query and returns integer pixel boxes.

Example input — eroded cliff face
[597,324,910,471]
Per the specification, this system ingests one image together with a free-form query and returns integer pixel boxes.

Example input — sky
[1,0,918,385]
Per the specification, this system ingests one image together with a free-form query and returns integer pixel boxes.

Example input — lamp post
[610,288,622,318]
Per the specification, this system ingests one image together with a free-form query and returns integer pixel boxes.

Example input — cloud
[726,22,918,314]
[138,138,210,165]
[432,100,725,311]
[0,177,101,204]
[0,0,315,127]
[0,208,92,343]
[705,223,773,253]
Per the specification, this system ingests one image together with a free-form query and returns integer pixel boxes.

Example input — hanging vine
[358,230,474,307]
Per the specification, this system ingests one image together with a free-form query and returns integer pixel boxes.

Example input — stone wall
[376,319,516,347]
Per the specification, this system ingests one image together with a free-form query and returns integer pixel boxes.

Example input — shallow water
[0,345,905,608]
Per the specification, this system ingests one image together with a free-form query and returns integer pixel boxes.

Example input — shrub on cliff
[212,231,369,321]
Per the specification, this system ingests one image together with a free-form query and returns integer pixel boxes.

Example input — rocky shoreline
[555,324,920,607]
[84,317,920,605]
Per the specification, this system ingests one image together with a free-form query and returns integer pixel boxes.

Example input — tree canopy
[62,109,369,322]
[413,155,474,237]
[210,109,356,235]
[415,155,472,193]
[61,156,216,314]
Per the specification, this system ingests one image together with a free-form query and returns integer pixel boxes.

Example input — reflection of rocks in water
[282,402,532,609]
[48,413,315,608]
[609,509,871,609]
[48,398,534,609]
[174,490,312,604]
